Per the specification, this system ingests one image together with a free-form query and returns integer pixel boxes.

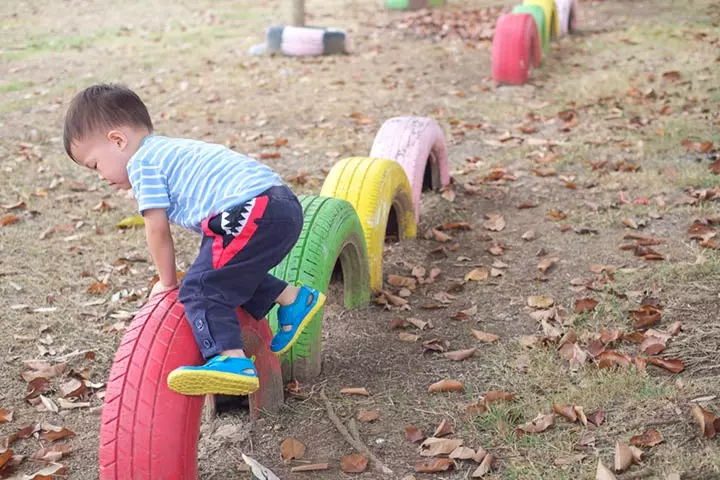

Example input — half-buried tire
[492,13,542,86]
[369,117,450,223]
[523,0,560,42]
[268,195,371,382]
[99,291,282,480]
[320,157,416,292]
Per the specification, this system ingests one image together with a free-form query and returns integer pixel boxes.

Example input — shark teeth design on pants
[220,198,256,237]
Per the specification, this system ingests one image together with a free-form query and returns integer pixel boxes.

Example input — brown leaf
[25,377,51,400]
[0,215,20,227]
[440,222,472,231]
[405,424,425,443]
[59,379,86,399]
[280,437,306,463]
[532,168,557,177]
[340,454,368,473]
[553,404,578,423]
[615,441,642,472]
[547,209,567,221]
[340,387,370,396]
[444,348,477,361]
[574,298,599,314]
[600,328,621,345]
[41,426,75,442]
[464,402,488,419]
[597,351,632,369]
[0,409,13,424]
[87,281,110,295]
[518,201,539,209]
[405,317,431,330]
[471,329,499,343]
[0,449,12,468]
[290,463,329,472]
[537,257,558,274]
[522,229,536,241]
[629,428,664,447]
[427,228,453,243]
[528,296,554,308]
[484,213,505,231]
[640,336,666,355]
[387,275,417,288]
[662,71,682,81]
[465,267,489,282]
[31,443,72,462]
[415,457,457,473]
[483,390,515,405]
[629,305,662,330]
[420,437,463,457]
[428,379,464,393]
[23,463,68,479]
[441,185,456,202]
[259,152,281,159]
[516,413,555,436]
[357,410,380,423]
[449,446,476,460]
[422,338,449,352]
[691,405,718,439]
[471,453,494,477]
[647,357,684,373]
[433,419,453,438]
[596,459,617,480]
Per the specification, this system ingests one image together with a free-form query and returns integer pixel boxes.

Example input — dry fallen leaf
[41,426,75,442]
[415,457,457,473]
[484,213,506,231]
[691,405,718,438]
[449,446,476,460]
[647,357,684,373]
[433,419,453,438]
[597,351,632,369]
[357,410,380,423]
[640,336,666,355]
[615,441,643,472]
[280,437,305,463]
[464,402,488,419]
[444,348,477,362]
[420,437,464,457]
[483,390,515,405]
[340,454,368,473]
[574,298,599,314]
[405,424,425,443]
[522,229,536,241]
[24,463,68,479]
[290,463,329,472]
[471,329,499,343]
[387,275,417,288]
[537,257,558,274]
[471,453,494,477]
[0,409,13,424]
[516,413,555,436]
[629,428,664,447]
[340,387,370,396]
[596,459,617,480]
[630,305,662,330]
[528,296,554,308]
[428,379,464,393]
[465,267,489,282]
[0,215,20,227]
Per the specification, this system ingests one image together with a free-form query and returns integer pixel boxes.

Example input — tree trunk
[292,0,305,26]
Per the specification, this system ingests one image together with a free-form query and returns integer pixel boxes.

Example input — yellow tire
[320,157,416,291]
[523,0,559,41]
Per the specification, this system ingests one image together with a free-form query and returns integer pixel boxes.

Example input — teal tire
[268,195,371,381]
[513,4,548,55]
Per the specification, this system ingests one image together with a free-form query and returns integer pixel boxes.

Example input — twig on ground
[319,388,393,476]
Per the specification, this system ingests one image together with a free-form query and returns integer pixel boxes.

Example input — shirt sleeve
[129,158,171,214]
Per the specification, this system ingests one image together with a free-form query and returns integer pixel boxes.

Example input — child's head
[64,84,153,190]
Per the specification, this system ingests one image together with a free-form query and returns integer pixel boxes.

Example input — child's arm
[143,208,178,293]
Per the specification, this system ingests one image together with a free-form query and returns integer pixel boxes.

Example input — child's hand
[150,281,178,298]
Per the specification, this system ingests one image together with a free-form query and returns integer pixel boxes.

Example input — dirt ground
[1,0,719,478]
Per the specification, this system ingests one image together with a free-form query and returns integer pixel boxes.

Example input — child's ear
[107,129,128,149]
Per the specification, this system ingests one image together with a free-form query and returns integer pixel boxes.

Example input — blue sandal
[167,355,259,396]
[271,286,326,355]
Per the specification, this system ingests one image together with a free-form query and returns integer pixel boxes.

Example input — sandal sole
[167,369,259,396]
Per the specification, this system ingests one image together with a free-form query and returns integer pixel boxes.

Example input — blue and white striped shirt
[127,135,283,234]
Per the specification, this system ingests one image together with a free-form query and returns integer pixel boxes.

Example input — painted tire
[265,26,347,56]
[268,195,371,381]
[512,4,548,55]
[369,117,450,222]
[320,157,416,292]
[524,0,560,41]
[385,0,444,10]
[492,13,542,86]
[99,291,283,480]
[555,0,578,35]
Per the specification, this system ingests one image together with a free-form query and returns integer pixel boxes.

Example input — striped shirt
[127,135,283,234]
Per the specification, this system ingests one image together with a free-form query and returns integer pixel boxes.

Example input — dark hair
[63,84,153,160]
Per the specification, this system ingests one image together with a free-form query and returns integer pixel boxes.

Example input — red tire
[99,290,283,480]
[369,117,450,222]
[492,13,542,86]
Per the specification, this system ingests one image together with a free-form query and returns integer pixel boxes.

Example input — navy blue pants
[178,185,303,359]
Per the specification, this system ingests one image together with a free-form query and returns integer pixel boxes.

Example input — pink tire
[492,13,542,86]
[99,290,283,480]
[281,26,326,57]
[555,0,578,35]
[369,117,450,222]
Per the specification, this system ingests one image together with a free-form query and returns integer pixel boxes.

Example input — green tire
[513,4,548,54]
[268,195,371,381]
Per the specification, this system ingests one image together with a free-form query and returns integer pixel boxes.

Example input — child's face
[71,130,133,190]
